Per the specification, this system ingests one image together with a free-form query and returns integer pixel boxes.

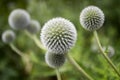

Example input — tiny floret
[80,6,104,31]
[41,17,77,54]
[45,51,66,68]
[26,20,40,34]
[8,9,30,30]
[2,30,16,43]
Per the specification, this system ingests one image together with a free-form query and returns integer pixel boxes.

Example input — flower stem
[9,43,24,57]
[56,69,62,80]
[24,31,46,51]
[66,53,94,80]
[9,43,34,74]
[93,31,120,77]
[9,43,47,67]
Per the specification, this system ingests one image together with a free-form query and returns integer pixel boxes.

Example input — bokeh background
[0,0,120,80]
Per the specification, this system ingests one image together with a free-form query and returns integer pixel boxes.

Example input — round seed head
[2,30,16,43]
[26,20,40,34]
[41,17,77,54]
[45,51,66,68]
[8,9,30,30]
[80,6,104,31]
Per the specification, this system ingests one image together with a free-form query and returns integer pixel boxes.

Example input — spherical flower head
[2,30,16,43]
[103,46,115,58]
[45,51,66,68]
[26,20,40,34]
[80,6,104,31]
[8,9,30,30]
[41,17,77,54]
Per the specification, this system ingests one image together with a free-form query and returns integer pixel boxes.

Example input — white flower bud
[2,30,15,43]
[8,9,30,30]
[103,46,115,58]
[45,51,66,68]
[26,20,40,34]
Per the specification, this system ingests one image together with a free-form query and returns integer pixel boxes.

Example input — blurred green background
[0,0,120,80]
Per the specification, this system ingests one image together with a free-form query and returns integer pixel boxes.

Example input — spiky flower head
[41,17,77,54]
[26,20,40,34]
[8,9,30,30]
[80,6,104,31]
[2,30,15,43]
[45,51,66,68]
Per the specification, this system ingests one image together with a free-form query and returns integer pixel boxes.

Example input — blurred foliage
[0,0,120,80]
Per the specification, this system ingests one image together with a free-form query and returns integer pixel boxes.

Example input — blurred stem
[22,54,33,74]
[24,31,46,51]
[66,53,93,80]
[56,69,62,80]
[94,31,120,77]
[9,43,46,67]
[9,43,24,57]
[9,43,33,74]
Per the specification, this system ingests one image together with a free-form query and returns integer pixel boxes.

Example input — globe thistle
[103,46,115,58]
[8,9,30,30]
[45,51,66,68]
[80,6,104,31]
[2,30,16,43]
[26,20,40,34]
[41,17,77,54]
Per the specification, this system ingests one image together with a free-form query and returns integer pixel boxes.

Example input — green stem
[25,30,93,79]
[56,69,62,80]
[9,43,46,67]
[66,53,93,80]
[24,31,46,51]
[9,43,24,57]
[9,44,33,74]
[94,31,120,77]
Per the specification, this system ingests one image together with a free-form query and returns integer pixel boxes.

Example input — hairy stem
[56,69,62,80]
[66,53,94,80]
[94,31,120,77]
